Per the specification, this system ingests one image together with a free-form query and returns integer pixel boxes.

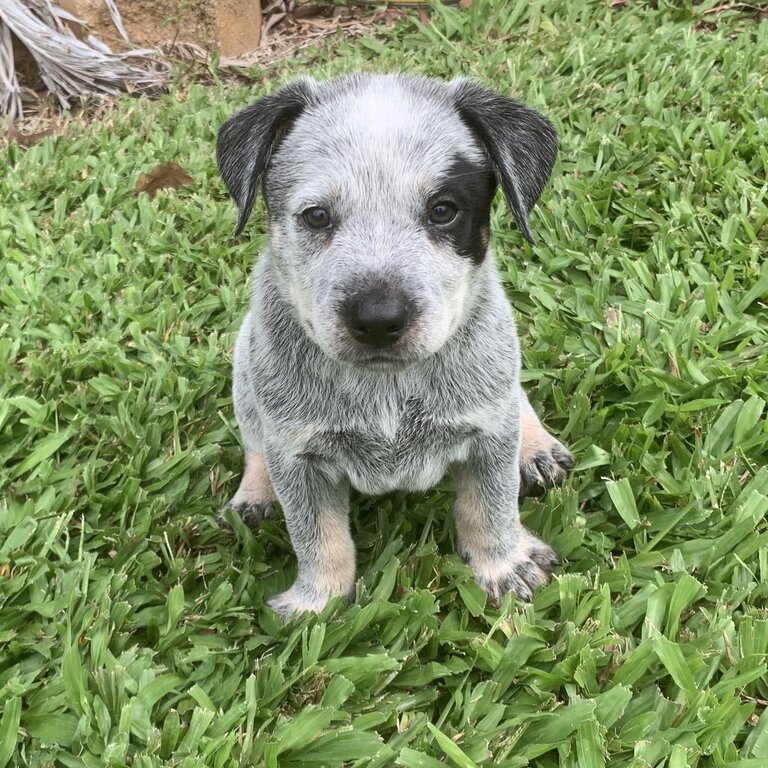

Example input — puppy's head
[217,74,556,368]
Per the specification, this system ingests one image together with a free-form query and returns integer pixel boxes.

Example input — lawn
[1,1,767,766]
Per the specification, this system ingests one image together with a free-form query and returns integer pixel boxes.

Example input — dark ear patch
[216,79,316,235]
[427,155,496,265]
[452,80,557,243]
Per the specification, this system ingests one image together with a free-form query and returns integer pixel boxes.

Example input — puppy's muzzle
[342,288,413,348]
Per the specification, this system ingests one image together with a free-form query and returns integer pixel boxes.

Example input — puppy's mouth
[351,353,416,372]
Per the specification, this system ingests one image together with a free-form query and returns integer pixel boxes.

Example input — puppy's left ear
[451,80,557,244]
[216,78,317,236]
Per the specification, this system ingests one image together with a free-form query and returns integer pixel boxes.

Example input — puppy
[216,74,574,619]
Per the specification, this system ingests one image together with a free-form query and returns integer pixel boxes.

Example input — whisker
[436,169,495,183]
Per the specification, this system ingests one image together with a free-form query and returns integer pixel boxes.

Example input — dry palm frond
[100,0,131,44]
[0,22,22,120]
[0,0,167,121]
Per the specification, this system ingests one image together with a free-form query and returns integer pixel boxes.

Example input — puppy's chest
[306,396,480,493]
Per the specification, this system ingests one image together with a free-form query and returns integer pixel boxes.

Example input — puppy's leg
[454,431,559,603]
[219,451,277,528]
[220,310,277,527]
[265,453,355,619]
[518,387,574,499]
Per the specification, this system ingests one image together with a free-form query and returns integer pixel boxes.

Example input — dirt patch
[188,2,406,70]
[59,0,262,55]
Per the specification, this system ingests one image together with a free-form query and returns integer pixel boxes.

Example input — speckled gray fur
[216,74,574,619]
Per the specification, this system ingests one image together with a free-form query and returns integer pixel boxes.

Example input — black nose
[343,288,412,348]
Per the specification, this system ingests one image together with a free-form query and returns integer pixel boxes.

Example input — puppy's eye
[429,201,458,225]
[302,207,333,230]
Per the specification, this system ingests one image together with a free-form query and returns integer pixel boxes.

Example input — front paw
[467,531,560,603]
[266,582,351,621]
[519,437,574,500]
[217,500,275,529]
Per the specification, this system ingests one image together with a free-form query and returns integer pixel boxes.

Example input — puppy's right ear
[216,79,316,236]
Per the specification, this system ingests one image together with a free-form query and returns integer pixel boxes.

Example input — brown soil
[58,0,262,56]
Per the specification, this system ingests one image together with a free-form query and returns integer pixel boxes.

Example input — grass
[1,0,767,765]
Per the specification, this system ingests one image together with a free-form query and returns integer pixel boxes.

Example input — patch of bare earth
[211,1,405,70]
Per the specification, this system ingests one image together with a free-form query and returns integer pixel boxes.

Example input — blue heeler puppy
[216,74,574,619]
